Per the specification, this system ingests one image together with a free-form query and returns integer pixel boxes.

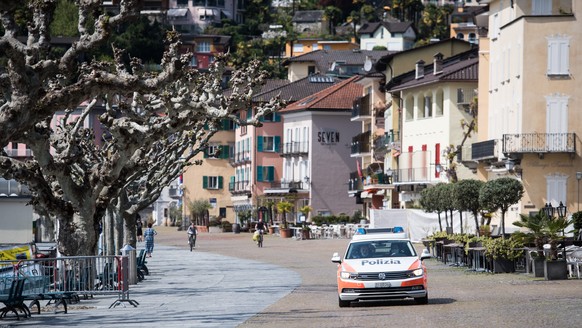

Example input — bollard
[121,244,137,285]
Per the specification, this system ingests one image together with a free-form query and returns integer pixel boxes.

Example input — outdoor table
[467,246,487,272]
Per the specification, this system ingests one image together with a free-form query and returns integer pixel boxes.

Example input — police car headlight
[411,268,424,277]
[340,271,357,280]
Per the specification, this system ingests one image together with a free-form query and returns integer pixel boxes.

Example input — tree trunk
[105,207,116,256]
[123,212,138,249]
[437,212,443,232]
[473,211,480,236]
[39,216,55,242]
[449,209,454,234]
[501,210,506,237]
[57,212,98,256]
[459,211,464,234]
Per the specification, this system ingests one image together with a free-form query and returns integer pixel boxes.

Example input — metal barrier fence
[0,255,138,309]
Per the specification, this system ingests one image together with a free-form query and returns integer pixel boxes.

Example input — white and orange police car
[331,227,431,307]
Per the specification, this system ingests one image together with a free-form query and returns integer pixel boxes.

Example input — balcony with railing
[3,148,33,157]
[351,94,371,121]
[265,180,307,190]
[0,178,31,197]
[281,141,308,157]
[229,151,252,166]
[502,133,576,157]
[168,186,182,199]
[394,167,430,184]
[469,139,498,161]
[348,171,362,192]
[351,131,371,157]
[229,180,251,194]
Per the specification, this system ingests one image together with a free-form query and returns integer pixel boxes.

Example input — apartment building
[469,0,581,224]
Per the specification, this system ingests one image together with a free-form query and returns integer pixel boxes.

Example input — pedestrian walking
[144,222,157,257]
[136,216,144,242]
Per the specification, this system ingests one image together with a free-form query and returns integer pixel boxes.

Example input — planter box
[280,228,292,238]
[532,257,545,277]
[493,258,515,273]
[544,260,568,280]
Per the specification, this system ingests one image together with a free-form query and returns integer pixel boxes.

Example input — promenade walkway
[7,239,301,328]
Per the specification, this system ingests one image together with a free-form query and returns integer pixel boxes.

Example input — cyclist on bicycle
[255,218,267,247]
[187,222,198,251]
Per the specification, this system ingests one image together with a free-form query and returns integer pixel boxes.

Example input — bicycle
[257,229,264,248]
[188,233,196,252]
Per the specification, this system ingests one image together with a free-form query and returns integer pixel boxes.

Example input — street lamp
[576,172,582,212]
[542,201,567,260]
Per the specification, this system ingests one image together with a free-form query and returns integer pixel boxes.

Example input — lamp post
[542,201,567,260]
[577,172,582,212]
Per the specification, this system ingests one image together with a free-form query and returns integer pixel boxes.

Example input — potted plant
[301,225,311,240]
[513,211,549,277]
[483,236,524,273]
[542,212,571,280]
[277,201,293,238]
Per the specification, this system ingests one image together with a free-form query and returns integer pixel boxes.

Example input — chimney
[433,52,444,75]
[415,60,425,79]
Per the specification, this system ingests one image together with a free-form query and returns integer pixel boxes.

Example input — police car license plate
[375,282,391,288]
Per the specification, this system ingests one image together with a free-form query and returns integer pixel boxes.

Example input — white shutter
[559,40,570,75]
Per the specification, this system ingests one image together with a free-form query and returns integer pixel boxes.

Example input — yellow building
[472,0,581,225]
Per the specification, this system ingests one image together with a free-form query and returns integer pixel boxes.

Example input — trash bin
[121,244,137,285]
[232,223,241,234]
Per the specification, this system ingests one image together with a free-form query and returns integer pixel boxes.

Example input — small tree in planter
[483,236,524,273]
[571,211,582,241]
[479,177,524,237]
[513,211,549,277]
[277,201,293,238]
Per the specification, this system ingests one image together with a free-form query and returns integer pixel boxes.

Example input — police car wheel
[338,296,350,308]
[415,294,428,305]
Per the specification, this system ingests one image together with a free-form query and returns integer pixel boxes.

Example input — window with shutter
[547,35,570,76]
[257,166,263,182]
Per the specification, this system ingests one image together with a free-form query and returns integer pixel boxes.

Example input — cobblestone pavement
[4,226,582,328]
[159,228,582,328]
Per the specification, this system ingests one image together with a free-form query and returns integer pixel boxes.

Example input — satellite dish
[364,57,373,72]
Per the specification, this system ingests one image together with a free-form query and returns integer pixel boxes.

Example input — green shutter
[257,136,263,152]
[218,176,223,189]
[267,166,274,182]
[257,166,263,182]
[247,108,252,121]
[203,148,209,158]
[202,176,208,189]
[274,113,281,122]
[220,145,229,159]
[274,136,281,152]
[259,116,264,122]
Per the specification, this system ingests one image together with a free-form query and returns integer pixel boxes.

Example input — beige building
[471,0,581,226]
[182,124,236,225]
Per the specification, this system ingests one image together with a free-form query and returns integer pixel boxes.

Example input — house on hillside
[292,10,329,36]
[467,0,581,227]
[283,49,392,82]
[357,21,416,51]
[167,0,243,34]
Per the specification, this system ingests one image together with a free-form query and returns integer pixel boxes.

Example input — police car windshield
[346,240,415,259]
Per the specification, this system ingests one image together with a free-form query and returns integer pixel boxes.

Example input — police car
[331,227,431,307]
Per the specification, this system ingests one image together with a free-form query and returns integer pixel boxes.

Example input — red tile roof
[280,75,362,113]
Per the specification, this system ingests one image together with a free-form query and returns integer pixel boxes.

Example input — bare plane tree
[0,1,284,255]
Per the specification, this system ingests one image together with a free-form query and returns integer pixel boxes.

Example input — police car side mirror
[331,252,342,263]
[420,249,431,261]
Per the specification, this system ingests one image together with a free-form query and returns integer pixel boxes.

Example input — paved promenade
[6,228,301,328]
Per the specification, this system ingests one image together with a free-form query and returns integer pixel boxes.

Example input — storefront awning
[167,8,188,18]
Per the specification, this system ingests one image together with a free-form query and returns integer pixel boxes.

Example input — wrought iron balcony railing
[503,133,576,155]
